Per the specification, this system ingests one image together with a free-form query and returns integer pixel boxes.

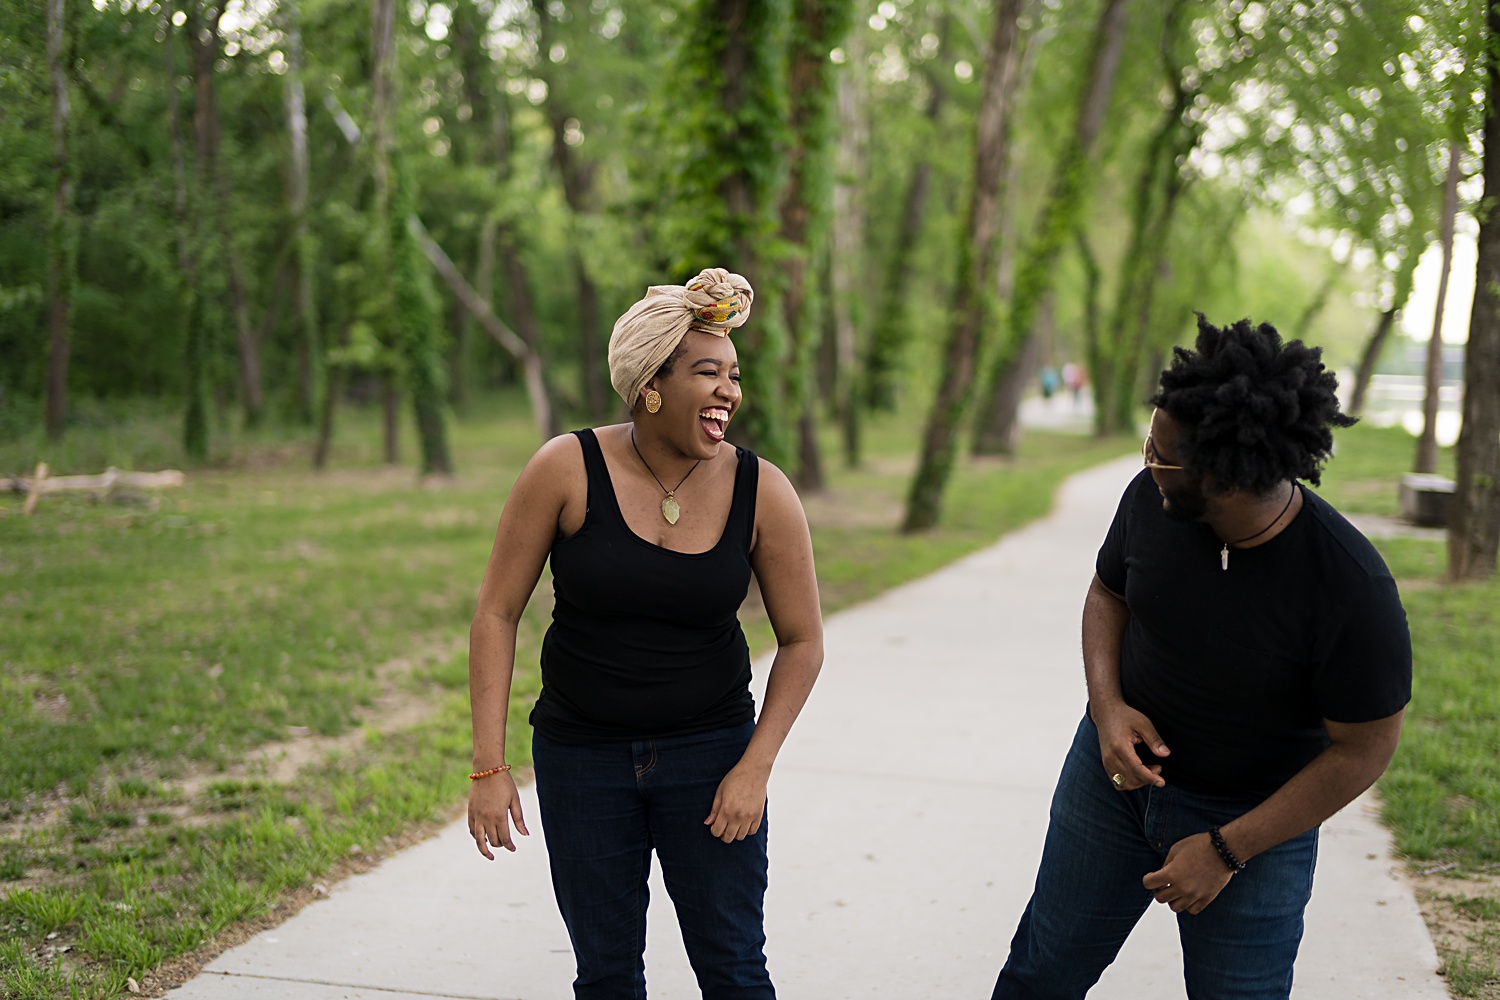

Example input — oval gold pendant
[661,495,681,525]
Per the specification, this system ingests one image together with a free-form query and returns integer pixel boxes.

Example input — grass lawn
[0,392,1131,998]
[1316,423,1500,999]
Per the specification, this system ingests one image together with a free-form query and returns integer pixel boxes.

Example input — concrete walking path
[171,456,1444,999]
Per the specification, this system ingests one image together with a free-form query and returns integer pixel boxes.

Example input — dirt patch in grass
[1410,870,1500,998]
[0,634,465,846]
[800,486,901,530]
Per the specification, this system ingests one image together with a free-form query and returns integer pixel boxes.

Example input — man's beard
[1161,478,1210,522]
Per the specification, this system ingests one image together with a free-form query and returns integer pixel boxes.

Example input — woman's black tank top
[529,428,759,744]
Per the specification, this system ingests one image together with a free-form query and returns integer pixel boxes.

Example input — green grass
[1315,422,1500,998]
[1313,421,1457,517]
[0,390,1132,996]
[5,406,1492,996]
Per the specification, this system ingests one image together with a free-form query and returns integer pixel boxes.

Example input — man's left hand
[1142,833,1235,914]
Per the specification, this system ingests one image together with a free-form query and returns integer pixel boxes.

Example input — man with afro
[990,316,1412,1000]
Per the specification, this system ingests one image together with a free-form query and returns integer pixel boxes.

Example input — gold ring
[1111,773,1124,788]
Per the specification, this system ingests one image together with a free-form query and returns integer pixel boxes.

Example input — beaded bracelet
[1208,825,1246,874]
[469,764,512,780]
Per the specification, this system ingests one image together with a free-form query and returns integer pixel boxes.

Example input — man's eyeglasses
[1142,433,1184,471]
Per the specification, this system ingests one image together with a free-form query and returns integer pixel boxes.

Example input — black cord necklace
[631,430,702,525]
[1219,482,1297,571]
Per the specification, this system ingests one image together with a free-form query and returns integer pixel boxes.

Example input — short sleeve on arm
[1313,573,1412,723]
[1096,474,1140,596]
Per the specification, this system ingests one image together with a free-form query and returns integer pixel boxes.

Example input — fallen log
[3,465,186,499]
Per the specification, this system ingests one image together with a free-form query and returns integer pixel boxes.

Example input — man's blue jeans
[533,722,774,1000]
[992,714,1319,1000]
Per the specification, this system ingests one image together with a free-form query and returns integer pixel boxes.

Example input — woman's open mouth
[699,407,729,442]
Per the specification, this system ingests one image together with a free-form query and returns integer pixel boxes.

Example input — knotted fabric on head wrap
[608,267,754,409]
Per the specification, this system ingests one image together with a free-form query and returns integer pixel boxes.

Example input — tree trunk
[371,0,451,474]
[865,22,945,412]
[1347,307,1398,417]
[283,0,321,426]
[186,2,263,427]
[412,217,556,440]
[1097,36,1197,435]
[1416,138,1464,474]
[1290,263,1343,342]
[313,327,345,469]
[1078,229,1103,393]
[451,217,494,412]
[382,374,400,465]
[45,0,73,441]
[166,4,208,460]
[681,0,792,462]
[531,0,609,421]
[1450,0,1500,580]
[985,293,1053,453]
[321,79,550,444]
[971,0,1130,455]
[454,6,557,430]
[777,0,855,491]
[831,26,867,467]
[496,233,558,436]
[371,0,399,466]
[903,0,1024,532]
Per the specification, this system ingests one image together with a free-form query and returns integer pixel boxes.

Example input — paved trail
[173,456,1443,1000]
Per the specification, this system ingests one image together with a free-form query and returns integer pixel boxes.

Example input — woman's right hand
[1091,701,1169,791]
[467,771,529,859]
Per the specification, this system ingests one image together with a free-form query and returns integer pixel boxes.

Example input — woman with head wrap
[466,268,824,999]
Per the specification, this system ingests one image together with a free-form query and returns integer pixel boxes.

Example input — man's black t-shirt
[1096,470,1411,800]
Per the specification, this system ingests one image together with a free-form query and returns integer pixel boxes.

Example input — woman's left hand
[705,762,770,843]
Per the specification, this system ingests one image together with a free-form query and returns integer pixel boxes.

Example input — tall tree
[44,0,73,440]
[1415,138,1465,474]
[531,0,610,421]
[370,0,451,475]
[970,0,1130,455]
[283,0,322,427]
[779,0,855,489]
[184,1,264,427]
[448,0,557,434]
[673,0,792,463]
[1449,0,1500,580]
[165,3,208,460]
[865,15,949,413]
[829,27,867,467]
[1094,0,1201,435]
[903,0,1025,532]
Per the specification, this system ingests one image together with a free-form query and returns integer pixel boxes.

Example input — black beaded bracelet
[1208,825,1246,874]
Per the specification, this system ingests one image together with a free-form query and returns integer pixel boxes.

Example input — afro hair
[1150,314,1357,494]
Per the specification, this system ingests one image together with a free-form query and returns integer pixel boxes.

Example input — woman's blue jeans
[532,721,774,1000]
[992,714,1319,1000]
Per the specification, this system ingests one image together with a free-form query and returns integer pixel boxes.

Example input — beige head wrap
[608,267,754,408]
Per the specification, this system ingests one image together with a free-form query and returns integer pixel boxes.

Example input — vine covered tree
[903,0,1025,532]
[1450,0,1500,580]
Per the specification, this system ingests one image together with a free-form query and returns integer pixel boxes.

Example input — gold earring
[644,390,662,414]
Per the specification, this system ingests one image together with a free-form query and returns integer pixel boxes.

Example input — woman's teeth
[699,408,729,441]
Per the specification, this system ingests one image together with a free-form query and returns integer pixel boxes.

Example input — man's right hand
[1091,701,1170,790]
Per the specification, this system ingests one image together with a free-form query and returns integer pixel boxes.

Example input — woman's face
[642,330,742,456]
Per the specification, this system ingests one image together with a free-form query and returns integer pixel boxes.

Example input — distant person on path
[990,317,1411,1000]
[1061,362,1085,405]
[466,267,824,999]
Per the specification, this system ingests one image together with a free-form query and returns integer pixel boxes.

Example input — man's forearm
[1220,717,1403,863]
[1082,576,1131,716]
